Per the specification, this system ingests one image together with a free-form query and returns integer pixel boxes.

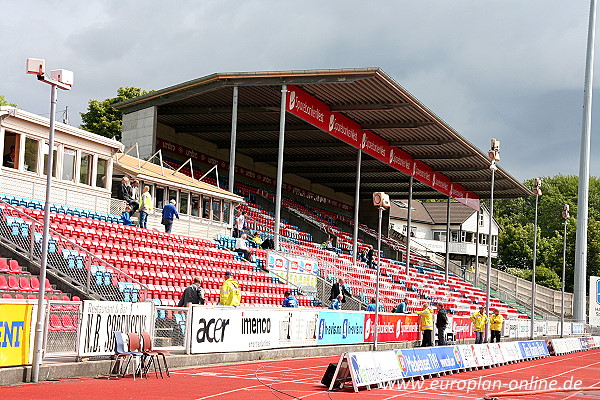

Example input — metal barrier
[152,306,189,352]
[0,199,148,302]
[44,301,82,357]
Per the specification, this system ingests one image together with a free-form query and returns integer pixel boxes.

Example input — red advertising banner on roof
[465,193,480,210]
[388,147,414,175]
[450,183,467,205]
[412,161,434,187]
[327,112,362,148]
[286,85,330,132]
[360,130,389,163]
[432,172,452,197]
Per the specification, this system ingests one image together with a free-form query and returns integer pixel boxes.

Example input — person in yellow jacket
[415,302,434,347]
[470,306,489,344]
[489,308,504,343]
[219,271,241,306]
[138,185,153,229]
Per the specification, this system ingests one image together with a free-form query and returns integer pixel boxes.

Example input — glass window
[24,137,39,173]
[465,232,474,243]
[96,158,107,188]
[450,230,459,242]
[80,152,93,185]
[491,235,498,252]
[223,202,231,223]
[168,189,177,205]
[42,142,58,177]
[62,147,76,181]
[202,197,211,219]
[433,231,446,242]
[155,187,165,209]
[3,131,18,169]
[180,192,189,215]
[460,231,466,242]
[212,199,221,222]
[191,195,200,217]
[479,213,484,227]
[479,233,488,245]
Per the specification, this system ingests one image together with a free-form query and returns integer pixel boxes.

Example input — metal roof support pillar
[228,86,239,227]
[474,209,480,286]
[274,85,288,251]
[445,196,451,283]
[574,0,597,323]
[405,176,413,275]
[352,149,362,268]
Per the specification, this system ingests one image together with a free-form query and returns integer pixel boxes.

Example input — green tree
[0,95,17,107]
[80,87,152,140]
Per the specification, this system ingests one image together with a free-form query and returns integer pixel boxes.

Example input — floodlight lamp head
[490,138,500,152]
[26,58,45,76]
[562,204,570,219]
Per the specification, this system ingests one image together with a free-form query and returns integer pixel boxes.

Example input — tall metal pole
[475,210,480,286]
[373,206,383,351]
[485,162,497,343]
[574,0,597,323]
[561,204,570,337]
[228,86,239,227]
[32,83,58,382]
[352,149,362,268]
[530,190,540,339]
[444,196,451,282]
[273,85,287,251]
[405,176,413,275]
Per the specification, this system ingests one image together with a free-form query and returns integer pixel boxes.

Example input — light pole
[372,191,390,351]
[485,138,500,343]
[26,58,73,383]
[530,178,542,339]
[561,204,570,338]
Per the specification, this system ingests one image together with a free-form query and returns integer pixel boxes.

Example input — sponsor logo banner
[499,341,523,362]
[518,340,550,358]
[388,147,414,175]
[0,304,33,367]
[590,276,600,326]
[349,350,404,387]
[429,346,464,372]
[287,85,330,133]
[360,130,389,163]
[317,311,364,345]
[412,161,434,187]
[190,307,239,353]
[432,172,452,197]
[452,317,475,339]
[363,313,420,343]
[328,112,362,148]
[457,344,478,368]
[277,309,318,347]
[78,301,152,357]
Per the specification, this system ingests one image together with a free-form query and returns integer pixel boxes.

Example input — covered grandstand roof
[115,68,531,203]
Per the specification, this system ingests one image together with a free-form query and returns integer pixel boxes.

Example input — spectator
[118,176,139,215]
[489,308,504,343]
[393,298,409,313]
[219,271,241,306]
[161,199,179,233]
[252,232,263,247]
[329,278,351,304]
[139,185,153,229]
[366,245,374,268]
[178,277,205,307]
[366,297,384,312]
[328,294,343,310]
[261,237,275,250]
[131,180,140,201]
[282,290,299,308]
[416,302,434,347]
[235,233,252,261]
[234,211,246,238]
[470,306,489,344]
[3,145,15,168]
[121,205,135,226]
[436,302,448,346]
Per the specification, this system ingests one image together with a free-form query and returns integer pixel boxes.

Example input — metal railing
[152,306,188,352]
[0,199,147,301]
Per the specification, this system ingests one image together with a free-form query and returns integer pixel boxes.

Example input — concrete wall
[121,107,157,159]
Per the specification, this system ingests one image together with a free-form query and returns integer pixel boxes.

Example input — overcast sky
[2,1,598,182]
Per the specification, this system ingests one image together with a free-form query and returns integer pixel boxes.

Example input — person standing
[282,290,299,308]
[393,298,409,313]
[436,302,448,346]
[178,277,205,307]
[118,176,139,215]
[366,245,374,268]
[470,306,489,344]
[328,294,343,310]
[329,278,351,305]
[416,302,434,347]
[234,211,246,238]
[219,271,241,306]
[161,199,179,233]
[139,185,153,229]
[489,308,504,343]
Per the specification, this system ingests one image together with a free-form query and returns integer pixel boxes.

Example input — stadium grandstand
[0,69,588,389]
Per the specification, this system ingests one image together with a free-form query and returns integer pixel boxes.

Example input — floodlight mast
[26,58,73,383]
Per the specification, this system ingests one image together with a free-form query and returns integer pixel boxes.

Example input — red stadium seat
[19,277,33,292]
[0,259,10,273]
[7,276,19,291]
[2,293,12,299]
[9,260,30,275]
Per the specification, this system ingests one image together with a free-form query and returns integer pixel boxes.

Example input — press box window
[24,137,39,173]
[42,142,58,177]
[62,148,76,181]
[80,152,93,185]
[96,158,107,188]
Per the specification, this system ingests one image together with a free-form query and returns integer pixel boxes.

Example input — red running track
[2,349,600,400]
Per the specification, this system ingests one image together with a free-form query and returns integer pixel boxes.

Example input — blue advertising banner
[398,348,441,378]
[429,346,464,372]
[518,340,550,358]
[316,311,364,345]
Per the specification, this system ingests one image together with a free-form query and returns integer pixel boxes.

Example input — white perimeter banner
[589,276,600,326]
[190,306,319,354]
[78,301,153,357]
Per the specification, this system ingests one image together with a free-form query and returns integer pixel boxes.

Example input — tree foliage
[0,95,17,107]
[79,87,152,140]
[495,175,600,292]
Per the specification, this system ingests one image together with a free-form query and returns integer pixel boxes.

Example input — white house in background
[388,199,499,267]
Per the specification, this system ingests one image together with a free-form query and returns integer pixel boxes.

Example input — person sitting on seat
[235,233,252,261]
[282,290,299,308]
[3,145,15,168]
[328,294,343,310]
[252,232,263,247]
[121,205,135,226]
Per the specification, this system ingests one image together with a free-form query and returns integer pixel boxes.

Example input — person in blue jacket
[162,199,179,233]
[121,205,135,226]
[366,297,384,312]
[328,294,343,310]
[282,290,299,308]
[394,298,409,313]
